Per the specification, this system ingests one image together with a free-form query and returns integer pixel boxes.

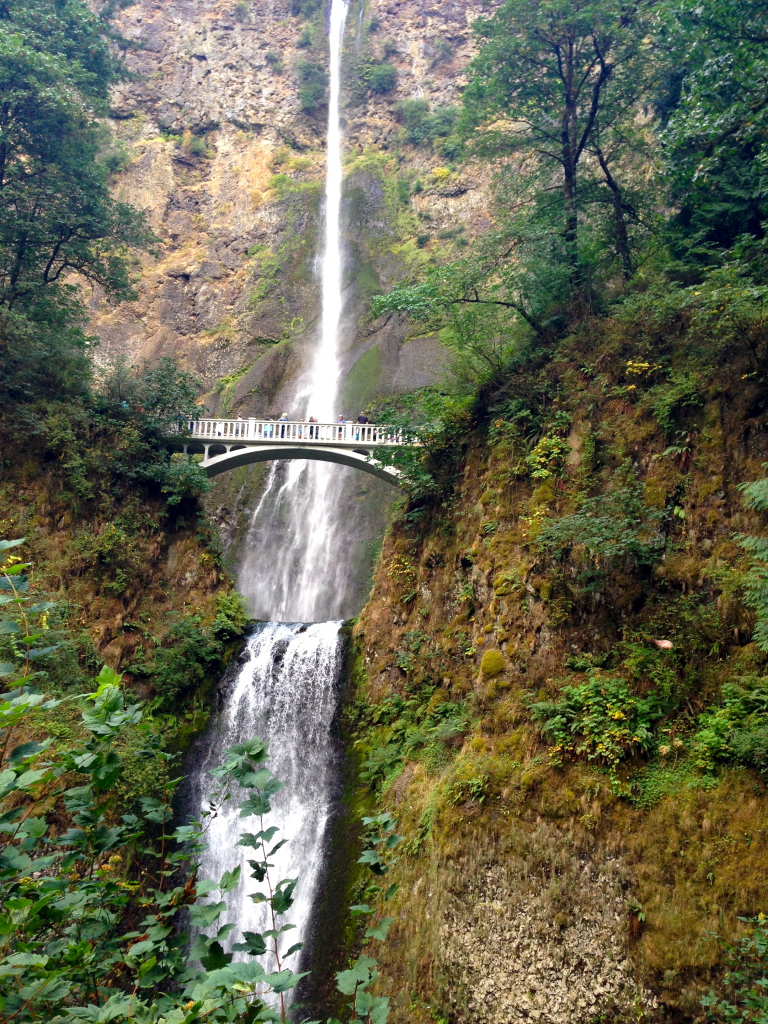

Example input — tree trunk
[595,144,632,279]
[561,138,580,287]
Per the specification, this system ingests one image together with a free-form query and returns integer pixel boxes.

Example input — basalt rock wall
[92,0,491,414]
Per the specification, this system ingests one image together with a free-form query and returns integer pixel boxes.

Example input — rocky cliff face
[346,318,768,1022]
[92,0,490,416]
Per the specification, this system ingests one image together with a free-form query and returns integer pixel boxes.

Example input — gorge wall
[344,312,768,1024]
[94,0,488,405]
[92,0,491,578]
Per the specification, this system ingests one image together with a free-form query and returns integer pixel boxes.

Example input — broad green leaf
[365,917,394,941]
[2,563,30,575]
[219,865,241,893]
[138,955,157,977]
[0,539,25,553]
[188,901,227,927]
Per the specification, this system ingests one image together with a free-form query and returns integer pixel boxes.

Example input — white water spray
[195,623,342,978]
[237,0,351,624]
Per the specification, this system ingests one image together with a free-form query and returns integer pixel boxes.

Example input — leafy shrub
[702,916,768,1024]
[537,485,665,571]
[642,370,702,436]
[211,591,250,639]
[265,49,283,73]
[149,614,227,709]
[397,100,459,148]
[364,60,397,93]
[297,59,326,111]
[359,692,469,791]
[525,434,570,480]
[692,676,768,775]
[528,670,664,782]
[186,133,210,157]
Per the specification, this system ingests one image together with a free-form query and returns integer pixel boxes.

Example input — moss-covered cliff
[0,411,245,804]
[343,299,768,1024]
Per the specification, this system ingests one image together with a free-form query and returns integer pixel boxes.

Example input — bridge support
[198,443,400,485]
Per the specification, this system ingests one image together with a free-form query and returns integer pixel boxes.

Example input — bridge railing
[186,418,408,446]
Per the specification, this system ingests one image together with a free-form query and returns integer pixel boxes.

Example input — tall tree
[0,0,150,403]
[461,0,654,287]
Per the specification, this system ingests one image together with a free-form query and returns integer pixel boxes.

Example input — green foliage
[537,485,665,574]
[397,100,459,154]
[528,670,664,784]
[691,677,768,776]
[265,49,283,74]
[739,469,768,652]
[39,357,210,517]
[297,59,327,112]
[663,0,768,262]
[148,614,227,711]
[702,915,768,1024]
[525,435,571,481]
[642,370,703,436]
[461,0,655,285]
[0,539,397,1024]
[362,59,397,94]
[0,0,152,405]
[358,689,469,791]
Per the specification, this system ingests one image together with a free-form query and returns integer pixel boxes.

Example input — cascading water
[192,0,353,1004]
[237,0,351,625]
[194,623,343,971]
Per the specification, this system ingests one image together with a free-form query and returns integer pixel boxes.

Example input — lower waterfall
[193,622,343,989]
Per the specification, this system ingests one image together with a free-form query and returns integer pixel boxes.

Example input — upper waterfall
[236,0,354,624]
[309,0,348,424]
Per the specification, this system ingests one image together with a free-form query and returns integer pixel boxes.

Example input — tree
[0,0,151,403]
[461,0,655,286]
[662,0,768,262]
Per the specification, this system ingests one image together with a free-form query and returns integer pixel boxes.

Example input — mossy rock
[493,574,511,596]
[480,648,505,677]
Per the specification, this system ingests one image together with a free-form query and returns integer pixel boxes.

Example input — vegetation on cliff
[346,0,768,1020]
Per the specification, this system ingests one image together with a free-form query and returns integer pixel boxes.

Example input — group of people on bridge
[202,412,374,441]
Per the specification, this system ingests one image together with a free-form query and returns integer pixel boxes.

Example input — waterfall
[237,0,351,625]
[195,623,343,971]
[192,0,353,1005]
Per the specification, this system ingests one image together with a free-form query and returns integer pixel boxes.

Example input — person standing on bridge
[279,412,288,439]
[355,412,369,441]
[308,416,317,439]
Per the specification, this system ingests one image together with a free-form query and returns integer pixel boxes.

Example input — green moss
[480,648,505,677]
[338,346,382,414]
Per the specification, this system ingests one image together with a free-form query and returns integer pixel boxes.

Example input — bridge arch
[200,444,401,485]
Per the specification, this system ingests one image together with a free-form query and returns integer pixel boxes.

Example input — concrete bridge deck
[180,418,413,484]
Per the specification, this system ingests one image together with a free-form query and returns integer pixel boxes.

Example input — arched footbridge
[180,418,416,485]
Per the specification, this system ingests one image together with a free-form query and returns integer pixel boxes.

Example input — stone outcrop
[91,0,493,414]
